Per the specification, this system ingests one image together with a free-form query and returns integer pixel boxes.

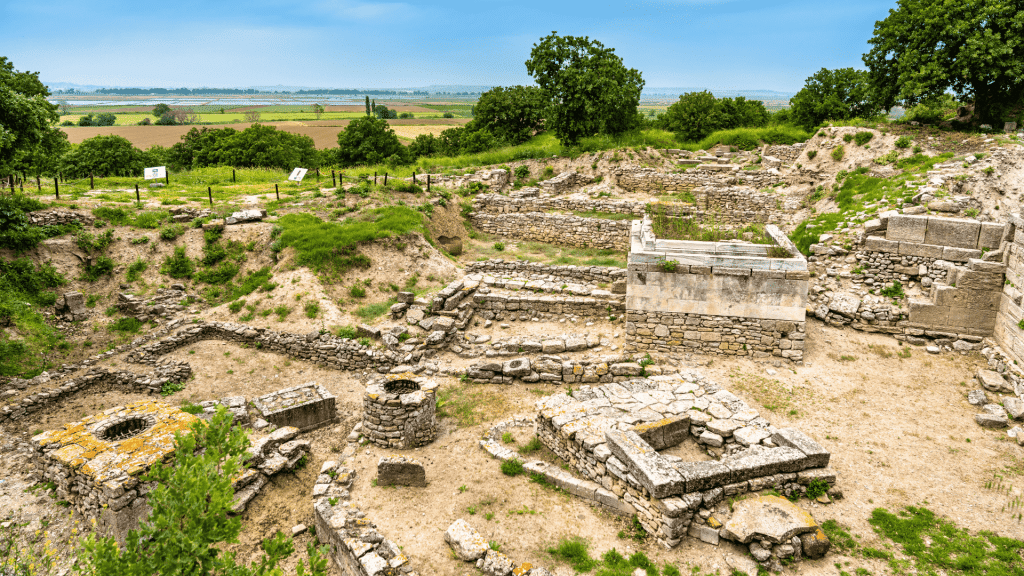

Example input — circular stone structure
[362,373,439,449]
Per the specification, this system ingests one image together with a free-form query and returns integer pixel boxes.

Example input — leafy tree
[373,104,397,119]
[156,112,179,126]
[659,92,771,141]
[76,407,328,576]
[436,127,465,157]
[525,32,644,144]
[167,125,319,170]
[365,95,371,116]
[408,133,439,158]
[152,103,172,117]
[0,57,62,175]
[59,135,160,177]
[335,116,406,167]
[311,103,324,120]
[77,114,95,127]
[459,129,498,154]
[863,0,1024,123]
[789,68,880,129]
[94,113,117,126]
[468,85,546,145]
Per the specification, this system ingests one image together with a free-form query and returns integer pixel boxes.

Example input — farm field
[59,118,471,149]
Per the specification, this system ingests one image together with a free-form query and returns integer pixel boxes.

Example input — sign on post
[288,168,308,182]
[144,166,167,180]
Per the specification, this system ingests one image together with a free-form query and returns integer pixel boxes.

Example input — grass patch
[728,369,806,414]
[0,259,68,378]
[650,206,774,244]
[546,537,671,576]
[125,258,148,282]
[109,317,143,334]
[354,299,396,321]
[160,246,195,279]
[435,384,509,427]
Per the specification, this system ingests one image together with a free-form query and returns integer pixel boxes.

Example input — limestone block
[377,456,426,487]
[943,246,983,262]
[979,222,1006,250]
[771,428,830,468]
[977,369,1013,393]
[445,519,489,561]
[925,217,980,248]
[605,429,685,498]
[863,237,899,253]
[898,242,944,258]
[886,215,928,243]
[954,269,1004,291]
[721,495,819,544]
[946,307,996,331]
[827,292,861,318]
[908,299,949,326]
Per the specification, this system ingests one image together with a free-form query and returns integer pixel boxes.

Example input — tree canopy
[863,0,1024,123]
[525,32,644,145]
[335,116,406,167]
[0,57,65,175]
[658,91,770,141]
[468,85,546,146]
[166,125,319,170]
[789,68,881,129]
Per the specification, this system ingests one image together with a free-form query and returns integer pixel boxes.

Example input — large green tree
[335,115,406,166]
[525,32,644,145]
[658,91,770,142]
[468,85,546,146]
[864,0,1024,123]
[789,68,880,129]
[0,57,66,176]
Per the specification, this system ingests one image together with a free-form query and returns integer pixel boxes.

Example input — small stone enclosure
[362,373,439,449]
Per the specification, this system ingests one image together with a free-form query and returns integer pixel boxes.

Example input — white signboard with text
[288,168,308,182]
[144,166,166,180]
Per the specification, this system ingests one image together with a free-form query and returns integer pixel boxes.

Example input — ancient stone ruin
[362,373,439,449]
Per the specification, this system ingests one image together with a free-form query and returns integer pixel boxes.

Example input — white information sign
[288,168,308,182]
[144,166,166,180]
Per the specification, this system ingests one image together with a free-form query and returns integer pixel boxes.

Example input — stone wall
[625,311,806,362]
[126,321,398,371]
[362,374,438,449]
[538,171,593,194]
[473,193,644,216]
[472,290,625,319]
[613,167,783,195]
[852,248,952,287]
[762,144,803,163]
[0,362,191,423]
[876,213,1005,253]
[995,215,1024,365]
[468,212,632,250]
[465,355,642,384]
[464,260,626,286]
[28,209,95,227]
[908,259,1005,336]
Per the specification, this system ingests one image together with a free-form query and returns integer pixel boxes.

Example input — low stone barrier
[28,209,95,228]
[613,167,783,197]
[464,260,626,287]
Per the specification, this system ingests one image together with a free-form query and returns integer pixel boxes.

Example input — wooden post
[427,174,431,191]
[90,173,94,189]
[232,169,236,183]
[384,173,388,186]
[413,171,416,184]
[208,186,212,206]
[36,175,41,192]
[339,173,342,188]
[275,184,279,200]
[54,177,59,199]
[135,184,140,203]
[8,176,14,194]
[316,167,320,181]
[332,170,336,188]
[374,172,377,185]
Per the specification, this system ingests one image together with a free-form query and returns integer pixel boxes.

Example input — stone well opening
[362,373,439,449]
[96,416,153,441]
[383,378,420,394]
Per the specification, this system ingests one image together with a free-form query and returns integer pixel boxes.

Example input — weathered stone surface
[445,519,489,561]
[605,429,684,498]
[827,293,861,318]
[479,549,515,576]
[377,456,426,487]
[503,358,532,377]
[771,428,830,468]
[1004,398,1024,421]
[977,369,1013,393]
[975,413,1008,428]
[799,528,831,559]
[721,495,819,544]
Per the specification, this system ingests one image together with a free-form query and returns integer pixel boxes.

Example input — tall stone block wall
[994,216,1024,363]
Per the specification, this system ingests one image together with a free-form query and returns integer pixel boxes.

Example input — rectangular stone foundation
[625,311,806,362]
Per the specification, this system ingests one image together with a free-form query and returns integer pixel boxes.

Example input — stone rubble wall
[465,356,642,385]
[28,209,95,227]
[125,321,397,372]
[473,193,644,216]
[538,171,593,194]
[362,375,438,449]
[613,167,784,197]
[0,362,191,423]
[625,312,807,362]
[852,249,952,286]
[469,212,631,250]
[313,461,419,576]
[464,260,626,286]
[762,144,803,163]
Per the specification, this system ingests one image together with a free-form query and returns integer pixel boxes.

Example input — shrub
[125,258,148,282]
[228,300,245,313]
[514,165,530,179]
[160,381,185,396]
[75,229,115,253]
[500,458,524,476]
[110,317,143,333]
[92,206,133,226]
[895,135,912,148]
[349,285,366,298]
[336,326,358,339]
[195,261,240,284]
[160,246,195,279]
[160,224,185,241]
[493,242,505,252]
[807,150,817,159]
[880,281,905,299]
[81,256,115,282]
[843,133,854,143]
[831,145,846,161]
[660,260,678,272]
[304,301,320,318]
[854,131,874,146]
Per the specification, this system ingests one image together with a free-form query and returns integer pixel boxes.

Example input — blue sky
[1,0,898,93]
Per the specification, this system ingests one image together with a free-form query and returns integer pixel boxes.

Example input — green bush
[493,242,505,252]
[853,131,874,146]
[81,256,115,282]
[110,317,143,333]
[349,285,366,298]
[514,165,530,179]
[336,326,358,339]
[160,224,185,241]
[807,150,817,159]
[880,281,905,299]
[304,301,320,318]
[92,207,133,226]
[228,300,245,313]
[125,258,148,282]
[500,458,524,476]
[75,229,114,253]
[195,261,240,284]
[0,196,50,252]
[160,246,195,279]
[831,145,846,161]
[895,135,912,148]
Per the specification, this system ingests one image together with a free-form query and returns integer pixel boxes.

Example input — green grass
[109,317,143,334]
[0,259,67,378]
[546,537,673,576]
[125,258,148,282]
[869,506,1024,576]
[275,207,427,278]
[789,152,954,254]
[354,299,396,321]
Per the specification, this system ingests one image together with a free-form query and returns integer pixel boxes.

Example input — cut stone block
[252,382,335,432]
[721,495,819,544]
[886,215,928,243]
[924,217,980,249]
[377,456,426,487]
[605,429,685,498]
[445,519,489,561]
[770,429,830,468]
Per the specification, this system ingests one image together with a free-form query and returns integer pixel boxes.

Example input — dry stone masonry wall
[468,212,631,250]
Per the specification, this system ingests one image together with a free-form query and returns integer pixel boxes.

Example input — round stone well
[362,373,439,449]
